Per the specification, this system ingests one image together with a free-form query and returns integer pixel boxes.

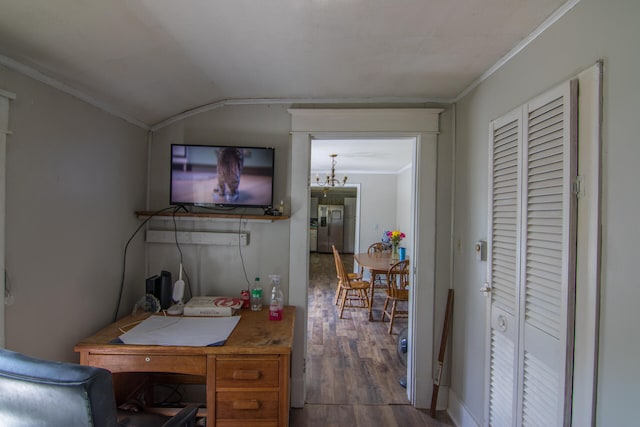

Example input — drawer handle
[232,370,261,380]
[144,357,151,362]
[232,399,260,410]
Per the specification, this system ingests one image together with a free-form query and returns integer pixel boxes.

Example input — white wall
[147,104,293,299]
[396,165,412,253]
[450,0,640,424]
[1,65,148,362]
[348,172,398,251]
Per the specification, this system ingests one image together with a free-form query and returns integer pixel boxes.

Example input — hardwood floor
[290,253,453,426]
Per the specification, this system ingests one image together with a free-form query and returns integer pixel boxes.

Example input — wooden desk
[353,252,408,321]
[75,307,295,427]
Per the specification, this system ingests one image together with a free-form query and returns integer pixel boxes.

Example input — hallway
[289,253,453,426]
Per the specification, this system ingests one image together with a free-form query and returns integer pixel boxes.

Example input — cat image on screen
[214,147,244,202]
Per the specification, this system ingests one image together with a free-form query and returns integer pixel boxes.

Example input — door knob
[480,283,492,296]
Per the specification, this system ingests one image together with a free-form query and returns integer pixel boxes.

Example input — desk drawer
[216,358,279,388]
[216,390,279,421]
[87,354,206,376]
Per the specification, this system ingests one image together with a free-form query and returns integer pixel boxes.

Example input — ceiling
[0,0,569,173]
[311,138,414,174]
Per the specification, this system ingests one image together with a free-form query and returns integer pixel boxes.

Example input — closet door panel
[486,110,522,427]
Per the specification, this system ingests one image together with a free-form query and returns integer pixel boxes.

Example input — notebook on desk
[117,315,241,347]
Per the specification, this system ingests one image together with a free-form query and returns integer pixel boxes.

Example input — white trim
[0,89,16,100]
[454,0,583,102]
[448,389,481,427]
[0,96,8,347]
[571,61,602,427]
[288,133,311,408]
[290,108,443,133]
[0,53,149,130]
[151,98,447,131]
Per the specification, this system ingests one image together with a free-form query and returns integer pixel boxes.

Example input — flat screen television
[170,144,275,209]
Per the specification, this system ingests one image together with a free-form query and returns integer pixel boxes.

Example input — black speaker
[145,275,160,296]
[159,270,173,309]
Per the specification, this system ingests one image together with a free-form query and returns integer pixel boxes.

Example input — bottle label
[269,307,283,321]
[240,290,250,308]
[251,289,262,298]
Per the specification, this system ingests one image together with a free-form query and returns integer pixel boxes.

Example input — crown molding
[454,0,582,102]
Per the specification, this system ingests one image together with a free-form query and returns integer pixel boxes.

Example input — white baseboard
[447,389,480,427]
[290,377,305,408]
[432,385,450,411]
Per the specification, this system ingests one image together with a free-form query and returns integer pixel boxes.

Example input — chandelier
[316,154,347,193]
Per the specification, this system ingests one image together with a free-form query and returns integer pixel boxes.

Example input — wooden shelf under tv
[135,210,289,222]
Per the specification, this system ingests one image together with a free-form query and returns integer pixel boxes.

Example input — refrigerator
[317,205,344,253]
[343,197,356,253]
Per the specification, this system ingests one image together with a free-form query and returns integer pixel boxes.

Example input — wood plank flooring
[290,253,453,426]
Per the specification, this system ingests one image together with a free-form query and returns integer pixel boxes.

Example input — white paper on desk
[119,315,241,346]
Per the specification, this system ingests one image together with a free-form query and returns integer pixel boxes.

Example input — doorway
[306,136,416,409]
[288,108,443,409]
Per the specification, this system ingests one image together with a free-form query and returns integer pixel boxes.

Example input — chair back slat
[368,242,391,254]
[386,260,410,299]
[332,245,349,285]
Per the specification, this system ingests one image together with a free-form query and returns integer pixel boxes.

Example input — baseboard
[290,377,305,408]
[433,385,450,411]
[447,389,480,427]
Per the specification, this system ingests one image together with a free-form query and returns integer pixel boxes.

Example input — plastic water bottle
[251,277,263,311]
[268,275,284,321]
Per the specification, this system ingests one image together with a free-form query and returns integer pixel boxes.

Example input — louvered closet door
[486,80,577,427]
[518,81,577,427]
[486,109,522,427]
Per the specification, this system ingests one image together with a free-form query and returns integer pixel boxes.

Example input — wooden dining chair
[332,246,363,305]
[333,245,370,319]
[381,259,410,334]
[358,242,391,288]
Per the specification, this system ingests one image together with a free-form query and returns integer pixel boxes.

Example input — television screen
[170,144,275,208]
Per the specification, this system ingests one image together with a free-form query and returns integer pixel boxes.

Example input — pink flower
[386,230,406,245]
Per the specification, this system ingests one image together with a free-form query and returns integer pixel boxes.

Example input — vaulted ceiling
[0,0,569,128]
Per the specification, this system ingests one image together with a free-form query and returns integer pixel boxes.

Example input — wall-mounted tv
[170,144,275,209]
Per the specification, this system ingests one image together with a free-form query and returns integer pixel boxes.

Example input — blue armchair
[0,349,198,427]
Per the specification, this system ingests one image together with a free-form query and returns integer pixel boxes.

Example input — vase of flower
[385,230,406,261]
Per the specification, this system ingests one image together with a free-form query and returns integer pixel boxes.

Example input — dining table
[353,251,409,321]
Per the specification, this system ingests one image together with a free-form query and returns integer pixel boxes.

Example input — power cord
[114,204,256,322]
[172,208,193,300]
[113,206,176,322]
[237,209,253,289]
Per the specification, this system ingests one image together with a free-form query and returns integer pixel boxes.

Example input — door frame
[288,108,442,408]
[0,89,14,348]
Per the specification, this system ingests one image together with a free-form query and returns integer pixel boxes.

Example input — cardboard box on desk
[183,296,243,317]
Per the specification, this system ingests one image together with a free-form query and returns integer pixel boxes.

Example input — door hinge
[572,175,585,199]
